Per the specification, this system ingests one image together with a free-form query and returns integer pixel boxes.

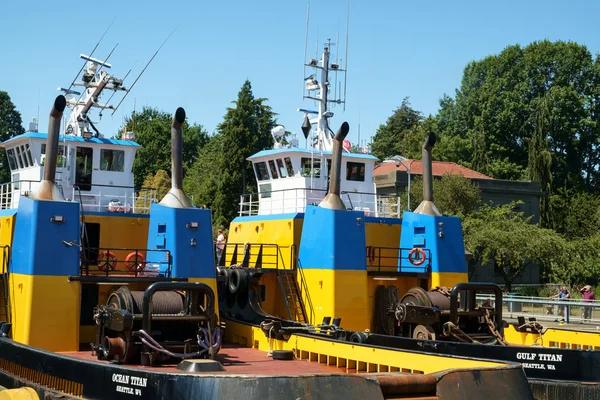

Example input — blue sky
[1,0,599,148]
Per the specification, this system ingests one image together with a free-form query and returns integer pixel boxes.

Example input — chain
[430,286,453,298]
[442,321,476,343]
[484,309,508,346]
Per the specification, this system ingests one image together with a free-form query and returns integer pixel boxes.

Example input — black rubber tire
[349,332,369,343]
[228,268,248,294]
[272,350,294,360]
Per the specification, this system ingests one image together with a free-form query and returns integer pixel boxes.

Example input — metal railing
[238,187,402,218]
[80,247,172,278]
[0,179,157,213]
[367,246,432,274]
[476,293,600,324]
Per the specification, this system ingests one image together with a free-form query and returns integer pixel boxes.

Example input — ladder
[277,268,308,323]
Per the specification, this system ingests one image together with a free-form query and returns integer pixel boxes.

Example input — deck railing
[366,246,432,274]
[238,187,402,218]
[0,180,157,213]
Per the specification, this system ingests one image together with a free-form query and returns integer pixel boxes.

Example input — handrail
[292,244,314,324]
[366,246,432,273]
[80,247,172,278]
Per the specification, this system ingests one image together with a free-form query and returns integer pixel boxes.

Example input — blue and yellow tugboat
[0,53,533,399]
[217,42,600,399]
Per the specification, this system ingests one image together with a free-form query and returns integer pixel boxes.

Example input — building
[373,158,542,285]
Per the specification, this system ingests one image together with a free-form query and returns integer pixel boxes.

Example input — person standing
[215,229,226,262]
[580,285,595,322]
[550,286,570,321]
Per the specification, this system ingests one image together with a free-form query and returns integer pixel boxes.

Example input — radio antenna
[343,0,350,112]
[112,26,178,115]
[72,43,119,107]
[102,60,138,111]
[65,18,116,94]
[303,3,310,101]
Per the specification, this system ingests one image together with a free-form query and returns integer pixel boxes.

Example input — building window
[346,162,365,181]
[6,149,16,170]
[268,159,279,179]
[41,144,66,167]
[100,149,125,172]
[284,157,294,177]
[300,157,320,178]
[254,161,270,181]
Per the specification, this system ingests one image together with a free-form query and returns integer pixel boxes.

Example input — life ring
[367,246,375,265]
[125,252,146,272]
[408,248,426,266]
[97,251,117,271]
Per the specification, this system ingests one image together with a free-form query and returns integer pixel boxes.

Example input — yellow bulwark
[226,319,504,374]
[504,324,600,350]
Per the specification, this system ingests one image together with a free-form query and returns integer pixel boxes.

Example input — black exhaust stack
[36,95,67,201]
[414,133,441,216]
[159,107,192,208]
[319,122,349,210]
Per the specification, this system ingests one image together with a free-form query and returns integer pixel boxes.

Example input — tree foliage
[121,107,209,188]
[463,202,567,290]
[399,174,481,217]
[371,97,423,161]
[436,40,600,196]
[0,91,25,182]
[185,80,276,228]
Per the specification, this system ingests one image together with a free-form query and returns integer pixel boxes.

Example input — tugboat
[0,52,533,399]
[217,40,600,399]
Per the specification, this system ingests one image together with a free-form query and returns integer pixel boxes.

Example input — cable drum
[108,286,185,315]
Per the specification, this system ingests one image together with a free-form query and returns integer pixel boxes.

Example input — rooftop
[0,132,140,148]
[374,159,493,180]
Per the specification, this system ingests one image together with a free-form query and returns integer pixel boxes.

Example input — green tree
[437,40,599,196]
[0,91,25,182]
[371,97,423,161]
[121,107,209,188]
[183,134,225,211]
[463,202,567,291]
[195,80,276,228]
[399,174,481,217]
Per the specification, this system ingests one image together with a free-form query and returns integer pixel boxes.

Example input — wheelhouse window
[100,149,125,172]
[346,162,365,182]
[284,157,294,177]
[254,161,270,181]
[24,144,33,167]
[259,183,272,198]
[12,173,19,189]
[268,160,279,179]
[300,157,320,178]
[276,159,287,178]
[20,146,29,168]
[14,146,24,168]
[6,149,16,170]
[41,144,66,167]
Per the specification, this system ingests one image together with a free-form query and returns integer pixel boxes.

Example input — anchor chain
[484,309,508,346]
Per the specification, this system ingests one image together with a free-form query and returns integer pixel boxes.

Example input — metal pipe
[318,122,349,210]
[422,133,436,202]
[449,282,503,335]
[44,95,66,183]
[159,107,192,208]
[36,96,67,201]
[171,107,185,190]
[413,133,441,216]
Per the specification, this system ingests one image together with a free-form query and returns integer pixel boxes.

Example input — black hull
[365,333,600,382]
[0,338,383,400]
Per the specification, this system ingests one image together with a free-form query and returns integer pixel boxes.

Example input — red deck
[61,345,339,376]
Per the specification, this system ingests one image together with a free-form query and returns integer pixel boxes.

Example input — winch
[92,282,221,366]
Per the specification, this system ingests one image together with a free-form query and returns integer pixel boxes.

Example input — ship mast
[301,41,347,152]
[60,54,128,138]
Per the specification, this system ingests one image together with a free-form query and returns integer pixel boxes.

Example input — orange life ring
[97,251,117,271]
[125,252,146,272]
[408,248,426,266]
[367,246,375,265]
